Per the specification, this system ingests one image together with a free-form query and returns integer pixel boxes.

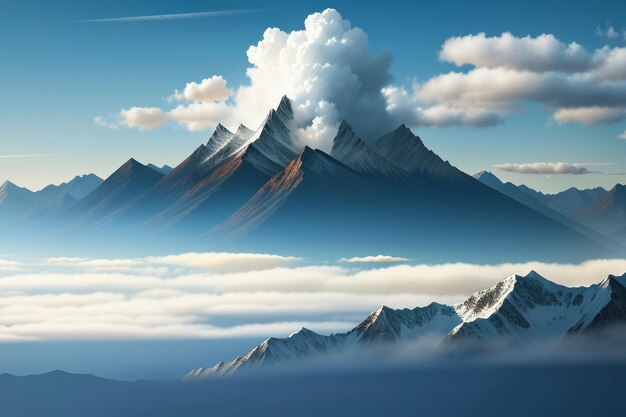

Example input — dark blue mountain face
[61,158,164,229]
[214,125,616,263]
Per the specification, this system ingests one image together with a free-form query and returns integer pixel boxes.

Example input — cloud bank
[407,32,626,126]
[494,162,594,175]
[0,253,625,341]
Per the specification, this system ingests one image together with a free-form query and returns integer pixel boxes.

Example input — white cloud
[47,257,142,268]
[0,259,20,272]
[382,86,502,127]
[119,107,168,130]
[494,162,593,175]
[181,75,234,102]
[168,101,233,132]
[47,252,299,273]
[440,32,593,73]
[340,255,409,263]
[554,106,626,125]
[1,253,625,341]
[416,67,626,111]
[408,34,626,128]
[619,131,626,140]
[591,46,626,81]
[93,115,118,130]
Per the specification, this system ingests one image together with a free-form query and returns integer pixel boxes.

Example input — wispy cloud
[94,116,118,130]
[340,255,409,263]
[76,9,263,23]
[596,23,623,39]
[493,162,611,175]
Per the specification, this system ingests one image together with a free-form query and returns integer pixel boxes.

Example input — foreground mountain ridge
[186,271,626,378]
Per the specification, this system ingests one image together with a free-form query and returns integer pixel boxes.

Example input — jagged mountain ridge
[473,171,623,252]
[137,98,297,230]
[0,97,621,261]
[572,184,626,243]
[187,302,460,378]
[0,174,103,224]
[95,97,294,231]
[186,271,626,378]
[520,184,607,216]
[209,113,615,262]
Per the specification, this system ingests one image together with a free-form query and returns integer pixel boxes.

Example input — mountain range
[1,96,625,262]
[0,174,103,225]
[185,271,626,378]
[474,171,626,247]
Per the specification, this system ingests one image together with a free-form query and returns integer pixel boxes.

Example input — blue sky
[1,0,626,193]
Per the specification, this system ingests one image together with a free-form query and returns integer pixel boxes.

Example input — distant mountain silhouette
[474,171,621,252]
[572,184,626,243]
[519,184,607,216]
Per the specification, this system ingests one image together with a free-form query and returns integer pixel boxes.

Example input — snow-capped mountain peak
[185,302,463,379]
[204,124,235,161]
[454,275,518,322]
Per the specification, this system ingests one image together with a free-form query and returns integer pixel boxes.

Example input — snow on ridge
[184,272,626,379]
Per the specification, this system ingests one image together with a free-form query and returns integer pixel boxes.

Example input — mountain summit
[369,124,465,182]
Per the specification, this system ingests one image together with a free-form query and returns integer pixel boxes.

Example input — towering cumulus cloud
[120,9,395,150]
[233,9,395,149]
